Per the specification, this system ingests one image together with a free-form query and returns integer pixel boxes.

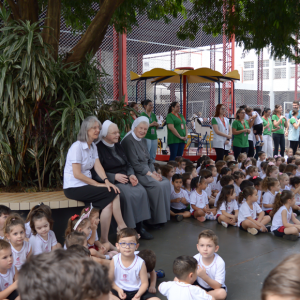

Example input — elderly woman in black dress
[63,116,127,250]
[121,116,171,229]
[92,120,153,239]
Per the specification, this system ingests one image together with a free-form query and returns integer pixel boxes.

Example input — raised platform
[0,191,84,210]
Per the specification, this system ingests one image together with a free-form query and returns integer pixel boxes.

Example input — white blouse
[63,141,99,189]
[211,117,231,150]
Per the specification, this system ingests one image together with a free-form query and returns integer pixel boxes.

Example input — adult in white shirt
[211,104,232,162]
[63,116,127,250]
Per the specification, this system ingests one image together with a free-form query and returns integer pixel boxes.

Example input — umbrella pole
[180,75,182,114]
[183,76,187,119]
[232,80,235,117]
[154,83,157,114]
[136,81,138,103]
[186,78,189,121]
[144,80,147,100]
[218,79,221,104]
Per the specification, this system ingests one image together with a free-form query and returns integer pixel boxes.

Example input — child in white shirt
[159,255,213,300]
[0,205,11,240]
[238,186,271,235]
[271,190,300,240]
[261,177,280,215]
[249,176,263,207]
[193,230,227,300]
[5,214,31,271]
[175,158,186,175]
[257,151,266,172]
[200,169,216,206]
[246,107,264,147]
[109,228,159,300]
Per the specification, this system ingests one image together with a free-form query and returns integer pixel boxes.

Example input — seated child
[0,240,19,300]
[206,165,218,196]
[287,156,296,165]
[167,161,179,170]
[265,165,279,179]
[193,230,227,300]
[159,255,214,300]
[138,249,159,294]
[241,158,252,172]
[257,151,266,172]
[278,173,290,192]
[67,244,91,257]
[110,228,159,300]
[232,171,245,198]
[18,249,110,300]
[5,214,31,271]
[275,156,285,167]
[295,159,300,176]
[200,169,215,206]
[216,185,238,227]
[245,166,259,179]
[196,155,210,174]
[161,164,175,191]
[170,174,191,221]
[153,163,161,175]
[65,231,88,248]
[175,157,186,175]
[228,161,239,173]
[237,180,254,207]
[285,164,297,176]
[185,165,198,178]
[224,155,235,163]
[261,177,280,215]
[29,206,61,255]
[250,157,257,167]
[182,172,192,198]
[278,163,287,174]
[259,161,269,179]
[270,190,300,241]
[213,175,235,207]
[238,187,271,235]
[0,205,11,240]
[25,203,52,239]
[215,167,231,191]
[249,176,263,207]
[190,177,214,222]
[261,253,300,300]
[289,177,300,212]
[237,153,247,169]
[284,147,294,162]
[215,161,227,180]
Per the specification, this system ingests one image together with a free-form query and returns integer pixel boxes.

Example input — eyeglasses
[240,111,245,114]
[119,242,137,249]
[220,107,226,110]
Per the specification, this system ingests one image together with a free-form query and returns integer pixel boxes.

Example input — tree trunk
[18,0,39,23]
[64,0,125,64]
[41,0,61,61]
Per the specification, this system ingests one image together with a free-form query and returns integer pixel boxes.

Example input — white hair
[77,116,102,143]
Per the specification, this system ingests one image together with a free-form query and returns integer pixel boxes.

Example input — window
[263,69,269,80]
[290,67,300,78]
[275,59,286,66]
[244,61,254,69]
[263,60,269,68]
[244,70,254,81]
[274,68,286,79]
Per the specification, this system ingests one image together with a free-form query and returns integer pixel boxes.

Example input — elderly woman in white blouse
[63,116,127,251]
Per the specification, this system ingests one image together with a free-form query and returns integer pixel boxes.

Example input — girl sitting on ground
[261,177,281,215]
[289,177,300,213]
[182,172,192,198]
[278,172,290,191]
[215,167,231,191]
[270,190,300,241]
[284,164,297,176]
[249,176,263,207]
[245,166,259,179]
[237,153,247,169]
[238,186,271,235]
[265,164,279,179]
[216,184,238,228]
[259,161,269,179]
[233,171,245,200]
[241,158,252,172]
[200,169,216,205]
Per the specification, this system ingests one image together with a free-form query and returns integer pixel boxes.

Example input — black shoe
[175,215,183,222]
[143,221,162,230]
[265,225,271,232]
[138,227,154,240]
[296,210,300,216]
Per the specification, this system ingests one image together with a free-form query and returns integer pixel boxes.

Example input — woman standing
[288,109,300,154]
[121,116,171,229]
[272,105,288,157]
[232,108,251,160]
[262,108,279,158]
[211,104,232,162]
[166,102,188,161]
[140,99,159,160]
[63,116,127,251]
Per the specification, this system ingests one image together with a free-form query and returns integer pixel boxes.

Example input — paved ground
[133,217,300,300]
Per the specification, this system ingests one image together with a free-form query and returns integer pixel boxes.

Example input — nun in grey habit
[121,116,171,229]
[92,120,153,239]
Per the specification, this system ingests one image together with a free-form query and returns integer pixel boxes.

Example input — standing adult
[140,99,159,160]
[166,102,188,161]
[262,108,274,158]
[272,105,288,157]
[211,104,232,162]
[288,101,300,147]
[121,116,171,229]
[232,108,251,160]
[93,120,153,239]
[288,109,300,154]
[63,116,127,251]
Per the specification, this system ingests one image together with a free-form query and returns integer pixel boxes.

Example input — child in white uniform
[0,240,18,300]
[0,205,11,240]
[29,206,61,255]
[4,214,31,271]
[109,228,159,300]
[271,190,300,241]
[238,187,271,235]
[261,177,280,215]
[193,230,227,300]
[159,255,212,300]
[246,107,264,147]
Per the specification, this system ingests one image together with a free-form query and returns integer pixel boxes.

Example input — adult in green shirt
[232,108,251,160]
[272,105,288,157]
[141,99,159,160]
[166,102,188,161]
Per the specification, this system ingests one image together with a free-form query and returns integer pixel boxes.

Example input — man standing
[287,101,300,147]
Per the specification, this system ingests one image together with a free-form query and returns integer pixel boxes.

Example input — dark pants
[169,143,185,161]
[290,140,298,155]
[214,148,229,162]
[233,146,249,161]
[273,133,285,157]
[248,140,254,157]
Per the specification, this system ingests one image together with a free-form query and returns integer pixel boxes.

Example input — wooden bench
[0,192,85,210]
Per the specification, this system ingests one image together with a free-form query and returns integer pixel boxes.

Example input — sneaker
[156,269,165,278]
[283,235,298,241]
[175,215,183,222]
[255,141,261,147]
[265,225,271,232]
[247,228,258,235]
[260,142,264,146]
[206,213,216,220]
[221,221,228,228]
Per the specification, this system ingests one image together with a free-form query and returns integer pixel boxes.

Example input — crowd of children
[2,149,300,299]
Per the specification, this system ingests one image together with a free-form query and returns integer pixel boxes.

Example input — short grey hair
[77,116,102,143]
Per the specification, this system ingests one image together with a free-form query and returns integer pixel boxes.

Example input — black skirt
[64,185,118,210]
